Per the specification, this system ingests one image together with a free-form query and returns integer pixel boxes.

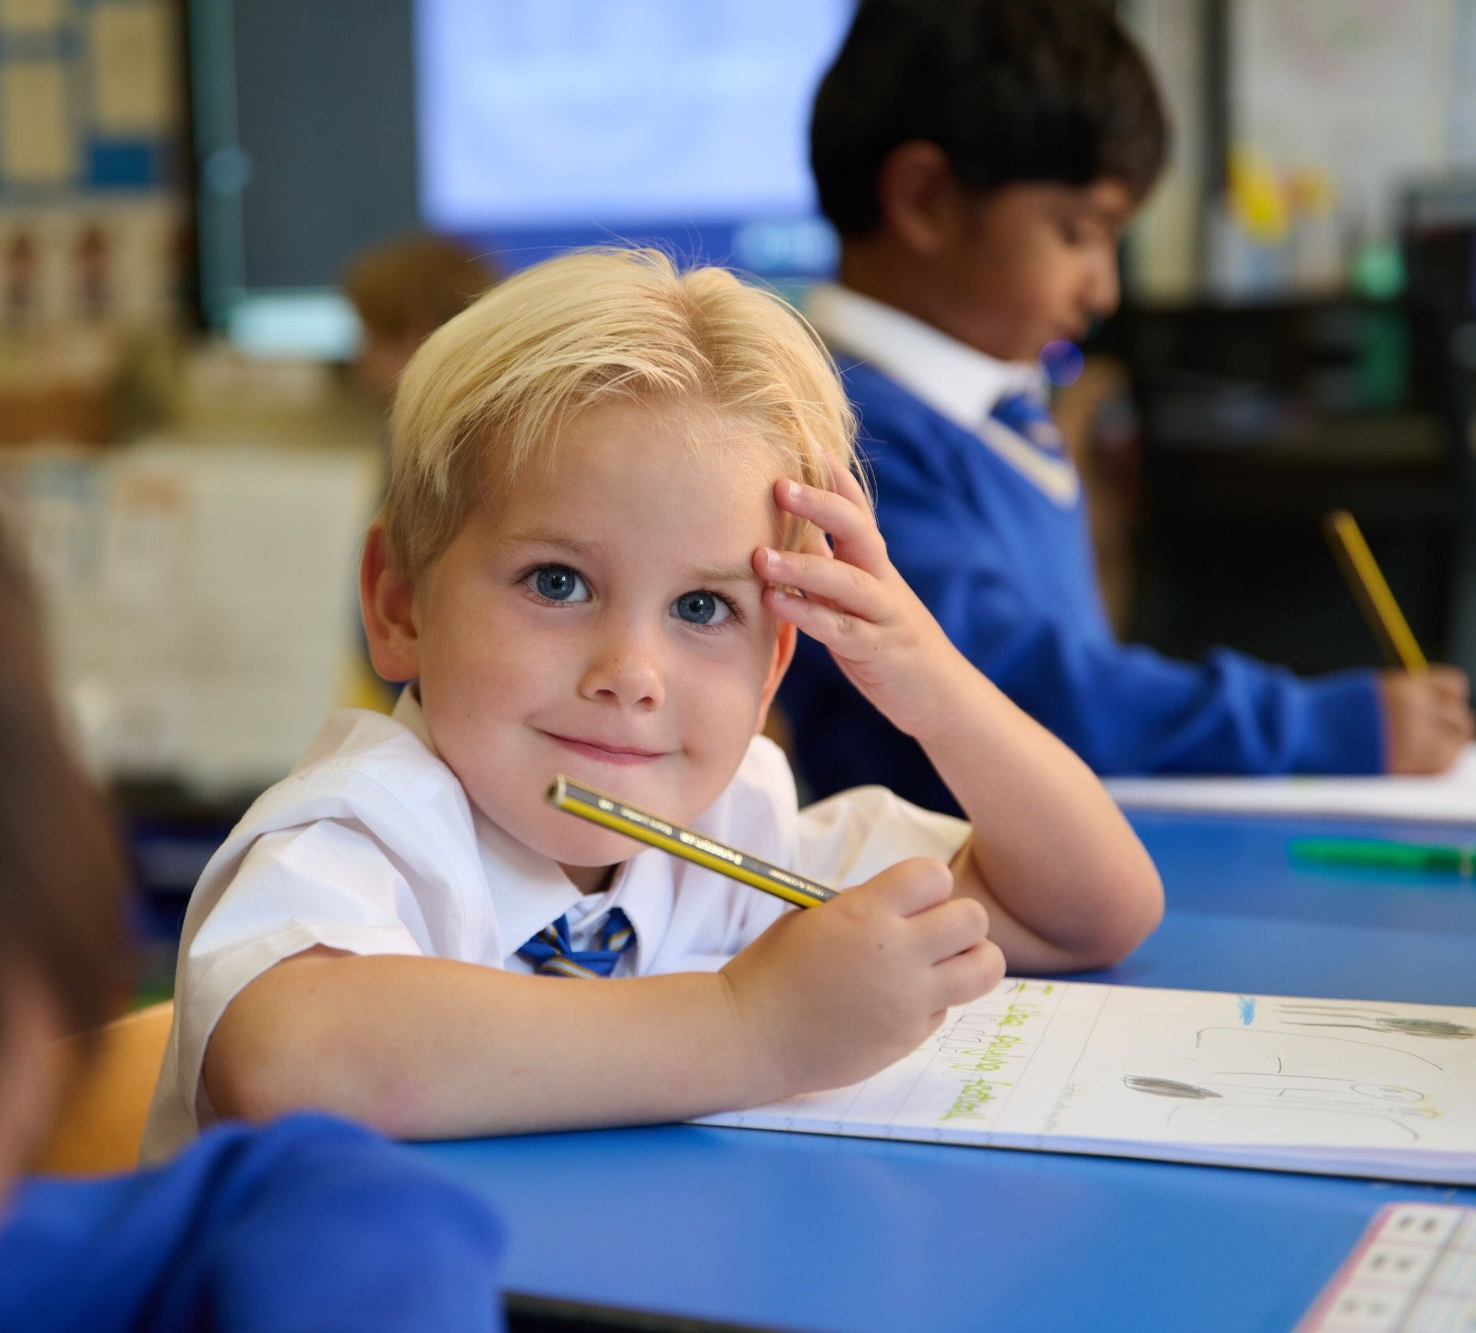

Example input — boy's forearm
[912,662,1163,971]
[204,951,776,1139]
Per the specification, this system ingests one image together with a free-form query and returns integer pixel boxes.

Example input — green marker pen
[1288,837,1476,877]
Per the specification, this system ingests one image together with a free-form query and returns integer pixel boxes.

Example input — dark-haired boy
[780,0,1473,812]
[0,531,506,1332]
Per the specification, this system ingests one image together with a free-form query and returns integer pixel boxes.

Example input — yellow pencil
[546,775,835,909]
[1322,509,1427,672]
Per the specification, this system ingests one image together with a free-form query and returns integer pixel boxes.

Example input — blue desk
[416,812,1476,1332]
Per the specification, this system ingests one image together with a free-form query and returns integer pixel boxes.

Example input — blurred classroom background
[0,0,1473,999]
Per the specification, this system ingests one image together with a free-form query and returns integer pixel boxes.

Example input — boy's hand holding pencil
[719,858,1001,1096]
[1323,510,1473,774]
[547,776,1004,1097]
[1377,669,1473,774]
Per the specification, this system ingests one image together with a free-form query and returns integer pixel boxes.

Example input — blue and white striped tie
[517,908,636,979]
[989,389,1067,457]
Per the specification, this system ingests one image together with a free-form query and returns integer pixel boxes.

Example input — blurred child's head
[343,232,496,406]
[811,0,1169,362]
[0,535,129,1201]
[361,248,856,888]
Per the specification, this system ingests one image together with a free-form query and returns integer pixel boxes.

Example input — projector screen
[415,0,854,275]
[190,0,854,357]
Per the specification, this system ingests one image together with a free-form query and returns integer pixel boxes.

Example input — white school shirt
[141,689,969,1161]
[805,282,1080,506]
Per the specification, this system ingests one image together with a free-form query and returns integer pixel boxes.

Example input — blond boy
[144,249,1161,1157]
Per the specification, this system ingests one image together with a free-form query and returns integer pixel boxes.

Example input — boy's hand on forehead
[756,456,975,745]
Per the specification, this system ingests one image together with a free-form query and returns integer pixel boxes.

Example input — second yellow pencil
[1323,509,1426,672]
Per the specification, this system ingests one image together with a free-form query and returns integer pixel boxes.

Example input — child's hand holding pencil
[719,858,1002,1096]
[1377,669,1473,774]
[547,775,1005,1096]
[1323,510,1473,774]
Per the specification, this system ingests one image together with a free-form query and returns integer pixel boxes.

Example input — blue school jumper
[778,362,1383,812]
[0,1114,505,1332]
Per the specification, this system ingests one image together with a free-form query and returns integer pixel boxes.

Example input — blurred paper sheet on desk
[1105,745,1476,822]
[0,438,380,798]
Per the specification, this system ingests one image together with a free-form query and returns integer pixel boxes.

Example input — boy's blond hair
[383,247,857,582]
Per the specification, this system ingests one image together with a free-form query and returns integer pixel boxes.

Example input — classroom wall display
[0,438,381,794]
[1120,0,1211,303]
[0,0,185,330]
[1214,0,1476,300]
[1124,0,1476,303]
[192,0,858,357]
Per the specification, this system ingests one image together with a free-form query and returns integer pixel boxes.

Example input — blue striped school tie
[517,908,636,979]
[989,389,1068,456]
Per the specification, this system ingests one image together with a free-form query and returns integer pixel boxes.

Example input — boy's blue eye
[672,590,732,626]
[529,565,589,603]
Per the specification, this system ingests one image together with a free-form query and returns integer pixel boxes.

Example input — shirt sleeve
[796,784,970,888]
[175,819,434,1143]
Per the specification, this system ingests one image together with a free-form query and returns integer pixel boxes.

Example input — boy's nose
[1085,245,1121,318]
[579,632,666,709]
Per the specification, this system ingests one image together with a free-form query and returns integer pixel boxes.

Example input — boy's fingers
[1444,707,1475,741]
[1438,692,1475,724]
[911,895,991,964]
[822,452,873,512]
[930,940,1007,1009]
[759,548,885,620]
[800,526,834,560]
[775,478,888,574]
[857,857,954,917]
[1429,665,1471,700]
[765,585,877,654]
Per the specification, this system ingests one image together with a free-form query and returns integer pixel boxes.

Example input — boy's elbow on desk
[203,1009,309,1129]
[1084,860,1164,970]
[1068,803,1165,969]
[208,1006,436,1141]
[1080,837,1165,969]
[1022,847,1164,975]
[204,952,433,1139]
[967,813,1163,973]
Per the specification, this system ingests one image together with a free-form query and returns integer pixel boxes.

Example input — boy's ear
[875,140,967,259]
[755,620,798,734]
[360,521,422,683]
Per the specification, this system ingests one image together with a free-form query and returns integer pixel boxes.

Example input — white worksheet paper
[1105,744,1476,823]
[699,981,1476,1183]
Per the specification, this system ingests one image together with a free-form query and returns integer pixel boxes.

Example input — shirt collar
[805,282,1045,433]
[480,825,681,972]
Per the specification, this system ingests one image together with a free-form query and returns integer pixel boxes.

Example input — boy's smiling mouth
[542,732,667,765]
